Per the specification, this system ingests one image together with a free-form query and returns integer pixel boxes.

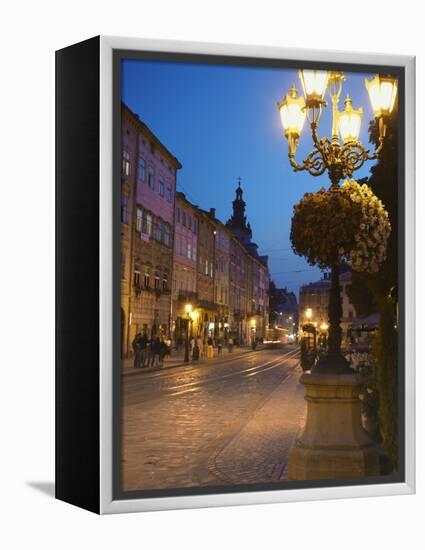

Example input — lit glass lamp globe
[338,95,363,144]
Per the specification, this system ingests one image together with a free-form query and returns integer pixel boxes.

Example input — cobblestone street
[121,345,306,492]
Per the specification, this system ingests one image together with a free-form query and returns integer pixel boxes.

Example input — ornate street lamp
[278,70,397,374]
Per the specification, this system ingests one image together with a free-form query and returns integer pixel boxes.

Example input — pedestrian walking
[197,336,204,359]
[217,338,222,356]
[139,333,148,367]
[132,332,142,368]
[151,337,160,367]
[228,336,233,353]
[145,338,153,368]
[158,338,169,367]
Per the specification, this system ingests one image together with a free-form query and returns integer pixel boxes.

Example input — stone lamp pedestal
[288,372,380,480]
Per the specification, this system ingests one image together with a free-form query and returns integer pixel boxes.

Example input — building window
[210,262,214,278]
[205,259,208,275]
[180,237,185,256]
[162,271,168,290]
[146,214,152,236]
[138,158,146,182]
[187,242,192,259]
[158,176,165,197]
[122,150,131,176]
[182,212,187,227]
[176,208,180,223]
[154,269,160,289]
[156,220,163,242]
[143,266,150,289]
[166,185,172,203]
[193,218,197,234]
[136,207,143,232]
[134,259,141,288]
[192,245,197,262]
[148,167,155,190]
[121,195,129,224]
[164,224,171,247]
[188,216,192,231]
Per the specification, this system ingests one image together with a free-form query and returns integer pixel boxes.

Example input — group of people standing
[132,333,171,369]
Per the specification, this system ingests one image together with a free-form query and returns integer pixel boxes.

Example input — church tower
[226,178,253,244]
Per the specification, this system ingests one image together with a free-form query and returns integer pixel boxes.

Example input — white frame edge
[99,35,416,514]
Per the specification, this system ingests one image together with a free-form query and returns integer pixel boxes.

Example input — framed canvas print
[55,36,415,514]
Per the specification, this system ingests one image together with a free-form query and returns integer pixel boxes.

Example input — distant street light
[304,308,313,320]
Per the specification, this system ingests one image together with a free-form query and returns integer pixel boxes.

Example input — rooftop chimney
[210,207,216,218]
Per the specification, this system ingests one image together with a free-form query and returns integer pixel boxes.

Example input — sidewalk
[209,363,306,484]
[121,345,257,375]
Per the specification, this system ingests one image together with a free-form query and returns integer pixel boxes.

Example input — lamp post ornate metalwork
[278,69,397,373]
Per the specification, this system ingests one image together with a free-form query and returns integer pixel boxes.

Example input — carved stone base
[288,372,380,480]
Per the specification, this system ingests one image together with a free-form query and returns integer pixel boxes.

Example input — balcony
[178,291,198,303]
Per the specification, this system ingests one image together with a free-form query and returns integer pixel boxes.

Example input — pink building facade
[121,104,181,356]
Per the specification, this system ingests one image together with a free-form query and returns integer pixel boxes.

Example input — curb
[121,347,259,376]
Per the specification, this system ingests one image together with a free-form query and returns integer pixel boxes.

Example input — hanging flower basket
[290,179,391,273]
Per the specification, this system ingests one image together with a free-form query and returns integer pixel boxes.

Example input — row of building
[120,103,269,357]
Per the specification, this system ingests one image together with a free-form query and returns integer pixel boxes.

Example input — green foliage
[372,299,398,472]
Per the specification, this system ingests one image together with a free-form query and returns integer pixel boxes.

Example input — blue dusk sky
[122,58,377,298]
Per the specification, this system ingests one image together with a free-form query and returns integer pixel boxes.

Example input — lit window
[138,158,146,182]
[143,266,150,288]
[121,195,129,224]
[122,150,131,176]
[134,259,141,288]
[136,207,143,232]
[187,242,191,259]
[154,269,161,289]
[205,260,208,275]
[146,214,152,236]
[192,246,197,262]
[158,176,165,197]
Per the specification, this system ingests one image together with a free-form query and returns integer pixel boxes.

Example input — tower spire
[226,177,252,244]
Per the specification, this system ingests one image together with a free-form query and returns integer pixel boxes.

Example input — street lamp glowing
[338,96,362,144]
[305,308,313,320]
[365,75,398,119]
[320,322,329,331]
[299,69,329,106]
[190,310,199,321]
[184,303,193,315]
[278,86,306,154]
